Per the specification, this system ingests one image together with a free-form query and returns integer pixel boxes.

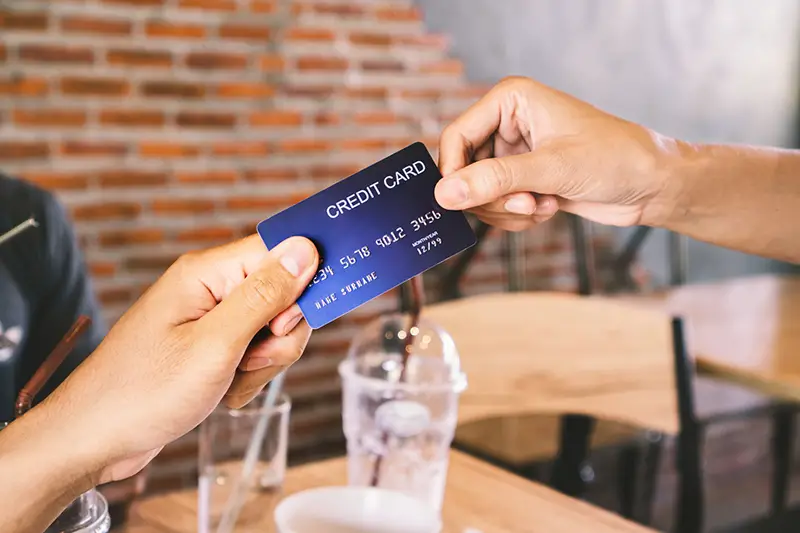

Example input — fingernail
[437,177,469,205]
[240,356,273,372]
[278,238,314,277]
[504,197,535,215]
[283,313,302,334]
[538,197,553,211]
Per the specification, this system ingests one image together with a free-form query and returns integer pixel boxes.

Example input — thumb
[434,151,571,211]
[201,236,318,351]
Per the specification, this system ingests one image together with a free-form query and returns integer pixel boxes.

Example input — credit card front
[257,142,477,329]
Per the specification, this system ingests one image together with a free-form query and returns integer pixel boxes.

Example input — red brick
[394,34,448,48]
[308,3,365,16]
[90,261,117,277]
[0,11,49,31]
[314,112,340,125]
[399,88,440,99]
[22,172,89,191]
[186,51,248,70]
[360,59,404,72]
[420,59,463,75]
[178,0,236,10]
[259,54,285,72]
[374,5,421,21]
[61,76,130,96]
[249,110,303,127]
[225,194,309,211]
[61,141,127,156]
[280,85,334,98]
[343,86,387,99]
[99,228,165,247]
[244,168,300,182]
[175,170,238,184]
[101,0,164,5]
[176,227,235,243]
[340,139,387,151]
[139,142,200,158]
[348,32,391,46]
[72,202,142,221]
[176,111,236,129]
[146,21,206,39]
[353,111,400,125]
[14,109,86,127]
[100,109,165,127]
[108,49,173,68]
[98,287,135,305]
[216,82,275,99]
[0,141,49,160]
[19,44,94,64]
[277,139,332,152]
[250,0,275,13]
[308,164,360,180]
[141,80,205,99]
[127,254,179,272]
[62,16,132,35]
[152,198,214,215]
[212,142,269,156]
[219,23,271,40]
[98,170,169,188]
[285,27,336,41]
[297,56,348,71]
[0,77,48,96]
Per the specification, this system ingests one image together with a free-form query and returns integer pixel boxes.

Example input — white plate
[274,486,441,533]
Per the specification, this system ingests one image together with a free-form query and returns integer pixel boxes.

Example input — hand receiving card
[257,142,477,329]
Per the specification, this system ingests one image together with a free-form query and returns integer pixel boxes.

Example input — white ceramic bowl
[274,486,441,533]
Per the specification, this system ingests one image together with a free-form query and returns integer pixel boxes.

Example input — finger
[270,304,304,337]
[223,366,286,408]
[239,319,311,371]
[438,88,502,176]
[202,236,318,351]
[477,192,538,216]
[435,151,568,210]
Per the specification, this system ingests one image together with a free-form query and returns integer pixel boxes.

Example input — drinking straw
[369,275,425,486]
[0,217,38,248]
[215,371,286,533]
[15,316,91,418]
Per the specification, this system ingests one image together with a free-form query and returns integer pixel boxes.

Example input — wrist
[638,133,699,229]
[1,395,103,492]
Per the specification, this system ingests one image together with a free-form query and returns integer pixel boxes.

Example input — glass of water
[339,313,467,513]
[197,393,291,533]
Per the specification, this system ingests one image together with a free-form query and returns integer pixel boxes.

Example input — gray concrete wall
[417,0,800,283]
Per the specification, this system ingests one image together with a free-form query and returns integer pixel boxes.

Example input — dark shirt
[0,174,105,422]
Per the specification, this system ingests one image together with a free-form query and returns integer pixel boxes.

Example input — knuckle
[244,274,289,311]
[169,251,200,276]
[482,158,514,197]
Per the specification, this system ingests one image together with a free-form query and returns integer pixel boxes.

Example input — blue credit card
[257,142,477,329]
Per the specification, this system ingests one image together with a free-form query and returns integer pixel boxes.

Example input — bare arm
[0,400,97,533]
[658,142,800,263]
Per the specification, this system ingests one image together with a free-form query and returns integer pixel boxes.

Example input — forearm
[654,142,800,264]
[0,401,98,533]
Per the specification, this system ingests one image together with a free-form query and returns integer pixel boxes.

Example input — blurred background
[2,0,800,531]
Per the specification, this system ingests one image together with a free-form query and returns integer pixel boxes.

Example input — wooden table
[128,450,656,533]
[615,274,800,401]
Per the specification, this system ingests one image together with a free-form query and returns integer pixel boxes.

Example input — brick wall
[0,0,580,489]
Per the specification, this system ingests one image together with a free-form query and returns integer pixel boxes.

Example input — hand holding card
[257,142,477,329]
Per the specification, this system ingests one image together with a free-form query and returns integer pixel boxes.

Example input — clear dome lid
[345,312,466,391]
